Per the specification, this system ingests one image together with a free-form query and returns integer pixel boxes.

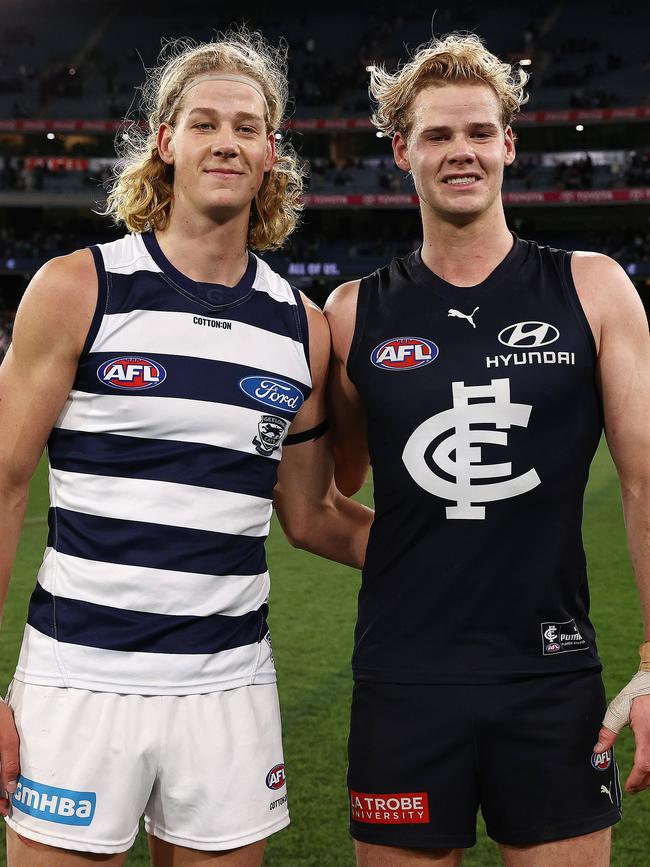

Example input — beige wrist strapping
[602,642,650,733]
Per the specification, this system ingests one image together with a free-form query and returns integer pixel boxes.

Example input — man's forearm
[621,477,650,639]
[0,483,29,622]
[290,493,373,570]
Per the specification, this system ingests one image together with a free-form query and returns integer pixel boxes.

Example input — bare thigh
[6,826,129,867]
[499,827,611,867]
[148,836,266,867]
[355,841,464,866]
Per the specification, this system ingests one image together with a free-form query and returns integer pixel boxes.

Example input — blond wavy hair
[103,29,305,251]
[370,32,529,138]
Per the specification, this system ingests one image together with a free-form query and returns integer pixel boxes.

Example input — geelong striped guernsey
[14,232,312,695]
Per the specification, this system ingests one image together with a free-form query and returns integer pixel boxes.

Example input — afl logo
[591,750,612,772]
[239,376,304,413]
[371,337,438,371]
[498,322,560,348]
[265,764,286,790]
[97,356,167,390]
[545,642,561,653]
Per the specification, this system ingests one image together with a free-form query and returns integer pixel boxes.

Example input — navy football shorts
[348,671,622,849]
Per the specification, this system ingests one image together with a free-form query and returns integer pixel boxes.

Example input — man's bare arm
[324,280,370,496]
[573,253,650,793]
[273,296,373,569]
[0,248,97,812]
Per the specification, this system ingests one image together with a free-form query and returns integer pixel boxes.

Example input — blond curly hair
[370,32,529,138]
[102,29,305,251]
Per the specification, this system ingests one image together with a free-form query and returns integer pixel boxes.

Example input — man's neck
[420,210,514,288]
[155,205,251,286]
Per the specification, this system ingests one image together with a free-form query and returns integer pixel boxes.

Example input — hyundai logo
[498,321,560,348]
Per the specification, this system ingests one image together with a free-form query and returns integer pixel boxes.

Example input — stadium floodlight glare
[519,58,532,66]
[46,132,55,140]
[274,132,282,140]
[576,124,585,131]
[376,131,384,138]
[68,67,76,76]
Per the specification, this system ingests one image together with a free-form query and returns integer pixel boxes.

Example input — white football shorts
[4,680,289,854]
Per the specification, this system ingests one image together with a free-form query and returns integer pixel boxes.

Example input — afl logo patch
[371,337,438,371]
[266,764,286,790]
[591,750,612,772]
[239,376,304,413]
[545,642,561,653]
[97,356,167,390]
[498,322,559,348]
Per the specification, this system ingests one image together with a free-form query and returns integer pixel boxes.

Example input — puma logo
[448,306,479,328]
[600,783,613,805]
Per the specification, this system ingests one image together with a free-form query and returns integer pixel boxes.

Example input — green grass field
[0,440,647,866]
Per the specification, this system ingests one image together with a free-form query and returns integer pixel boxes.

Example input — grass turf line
[0,440,644,865]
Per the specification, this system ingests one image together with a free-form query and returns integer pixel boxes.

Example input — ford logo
[239,376,305,413]
[498,322,560,348]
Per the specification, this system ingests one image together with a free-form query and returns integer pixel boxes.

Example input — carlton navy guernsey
[14,231,311,695]
[347,235,603,684]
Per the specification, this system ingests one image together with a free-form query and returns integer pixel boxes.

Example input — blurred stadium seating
[1,0,649,361]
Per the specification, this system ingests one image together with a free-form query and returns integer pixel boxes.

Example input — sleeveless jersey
[347,236,603,684]
[14,231,311,695]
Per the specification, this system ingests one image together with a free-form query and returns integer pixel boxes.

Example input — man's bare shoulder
[323,279,361,322]
[571,251,647,350]
[14,248,98,361]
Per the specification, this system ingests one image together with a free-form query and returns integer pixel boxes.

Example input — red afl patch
[370,337,438,370]
[349,790,430,824]
[97,356,167,390]
[265,764,286,790]
[591,750,612,771]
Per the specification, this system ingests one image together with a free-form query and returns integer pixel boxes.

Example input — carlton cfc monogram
[402,378,540,519]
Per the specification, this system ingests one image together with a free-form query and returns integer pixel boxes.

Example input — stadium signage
[371,337,438,371]
[350,790,430,824]
[239,377,304,413]
[12,776,96,826]
[97,356,167,390]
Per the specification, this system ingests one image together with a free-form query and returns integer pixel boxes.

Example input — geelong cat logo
[239,376,304,413]
[98,356,167,390]
[371,337,438,370]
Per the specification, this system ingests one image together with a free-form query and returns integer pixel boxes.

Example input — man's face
[392,81,515,225]
[157,77,275,222]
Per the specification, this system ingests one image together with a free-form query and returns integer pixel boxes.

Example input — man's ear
[393,131,411,173]
[157,123,175,166]
[264,131,276,173]
[504,125,516,167]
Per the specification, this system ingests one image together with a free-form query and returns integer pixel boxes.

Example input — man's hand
[594,684,650,793]
[0,699,19,816]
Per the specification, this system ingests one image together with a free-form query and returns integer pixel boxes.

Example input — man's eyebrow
[417,122,500,135]
[186,107,265,122]
[418,125,451,135]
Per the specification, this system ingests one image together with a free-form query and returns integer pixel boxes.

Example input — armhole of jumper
[290,287,311,376]
[345,275,373,385]
[560,250,598,362]
[81,245,109,358]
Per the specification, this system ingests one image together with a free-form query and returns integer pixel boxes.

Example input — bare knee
[355,841,463,866]
[7,826,126,865]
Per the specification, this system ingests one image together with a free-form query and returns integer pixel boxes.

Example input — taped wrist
[602,643,650,733]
